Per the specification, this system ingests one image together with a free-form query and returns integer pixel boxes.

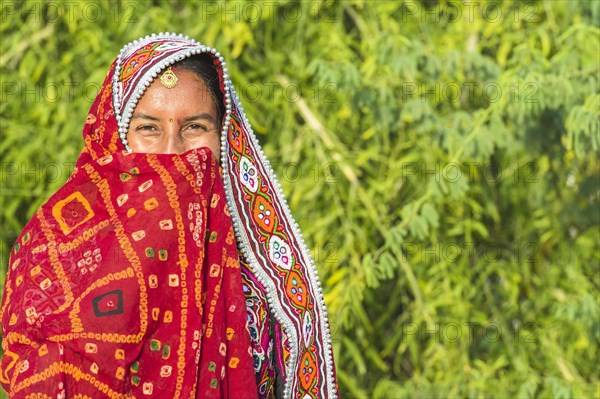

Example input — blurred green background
[1,0,598,398]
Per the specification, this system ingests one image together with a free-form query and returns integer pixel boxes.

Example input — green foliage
[1,1,598,398]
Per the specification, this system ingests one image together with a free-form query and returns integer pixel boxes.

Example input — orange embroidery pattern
[1,149,256,398]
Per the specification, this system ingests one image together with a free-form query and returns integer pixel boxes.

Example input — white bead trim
[113,33,219,153]
[111,33,338,399]
[223,86,338,398]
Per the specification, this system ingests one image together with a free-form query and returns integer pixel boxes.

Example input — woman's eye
[137,125,158,132]
[186,123,209,132]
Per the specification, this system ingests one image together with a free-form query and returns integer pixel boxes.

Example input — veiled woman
[0,33,338,399]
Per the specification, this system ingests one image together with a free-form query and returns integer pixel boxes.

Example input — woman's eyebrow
[131,113,216,124]
[183,113,216,124]
[131,113,160,121]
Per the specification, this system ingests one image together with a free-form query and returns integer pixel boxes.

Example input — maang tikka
[160,66,178,88]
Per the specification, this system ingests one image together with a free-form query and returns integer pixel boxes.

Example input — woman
[0,33,338,399]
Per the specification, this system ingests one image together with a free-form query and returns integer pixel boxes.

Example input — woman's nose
[162,126,186,154]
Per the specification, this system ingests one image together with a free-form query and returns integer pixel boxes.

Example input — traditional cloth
[0,33,338,399]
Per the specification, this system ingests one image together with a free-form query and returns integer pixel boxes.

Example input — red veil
[0,33,338,399]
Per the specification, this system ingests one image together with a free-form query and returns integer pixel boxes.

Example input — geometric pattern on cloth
[1,149,258,398]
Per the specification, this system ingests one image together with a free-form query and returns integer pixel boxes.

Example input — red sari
[0,146,258,398]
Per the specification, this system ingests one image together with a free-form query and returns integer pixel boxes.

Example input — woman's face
[127,69,220,157]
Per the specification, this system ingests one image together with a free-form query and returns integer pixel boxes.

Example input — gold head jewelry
[160,66,178,88]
